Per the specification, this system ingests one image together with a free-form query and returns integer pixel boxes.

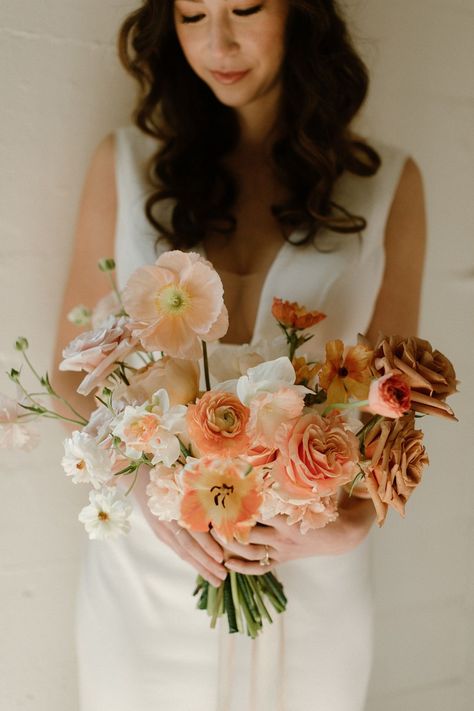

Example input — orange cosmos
[122,250,229,360]
[318,339,374,404]
[180,457,263,544]
[272,298,326,330]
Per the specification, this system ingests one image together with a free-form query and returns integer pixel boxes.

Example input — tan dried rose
[370,334,458,421]
[351,413,429,527]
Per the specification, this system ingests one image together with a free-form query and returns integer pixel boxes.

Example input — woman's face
[173,0,290,109]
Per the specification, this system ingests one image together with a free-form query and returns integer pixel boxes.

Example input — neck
[233,83,283,156]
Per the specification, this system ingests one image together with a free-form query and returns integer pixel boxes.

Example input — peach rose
[356,412,429,527]
[367,371,411,418]
[186,391,251,457]
[112,356,200,409]
[272,410,360,499]
[371,334,458,420]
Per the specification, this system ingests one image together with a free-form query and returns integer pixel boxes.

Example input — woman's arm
[219,155,428,571]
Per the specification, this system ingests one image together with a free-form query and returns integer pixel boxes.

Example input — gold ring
[259,546,271,567]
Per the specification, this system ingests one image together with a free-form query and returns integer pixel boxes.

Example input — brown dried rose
[352,413,429,527]
[370,334,459,421]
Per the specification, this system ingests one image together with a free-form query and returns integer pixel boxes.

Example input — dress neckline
[196,229,306,347]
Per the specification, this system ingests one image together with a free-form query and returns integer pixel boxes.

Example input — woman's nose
[207,20,239,59]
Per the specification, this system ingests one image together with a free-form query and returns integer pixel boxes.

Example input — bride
[51,1,426,709]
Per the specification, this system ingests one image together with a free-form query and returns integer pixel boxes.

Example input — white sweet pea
[146,463,184,521]
[61,430,115,488]
[78,486,133,540]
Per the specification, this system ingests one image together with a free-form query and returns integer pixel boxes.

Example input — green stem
[106,271,126,312]
[230,571,244,634]
[322,399,369,417]
[202,341,211,391]
[210,583,224,629]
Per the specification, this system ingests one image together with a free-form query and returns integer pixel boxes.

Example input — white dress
[75,125,408,711]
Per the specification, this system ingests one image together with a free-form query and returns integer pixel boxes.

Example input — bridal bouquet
[1,250,459,638]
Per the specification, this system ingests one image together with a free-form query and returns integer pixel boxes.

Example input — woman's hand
[126,465,228,588]
[212,493,377,575]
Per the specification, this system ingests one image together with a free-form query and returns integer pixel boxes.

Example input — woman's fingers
[210,527,276,562]
[224,556,277,576]
[189,530,225,563]
[175,528,228,582]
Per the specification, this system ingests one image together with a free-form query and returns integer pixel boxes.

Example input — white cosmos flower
[61,431,114,488]
[78,486,133,540]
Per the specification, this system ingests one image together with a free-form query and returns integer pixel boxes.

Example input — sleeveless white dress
[75,124,408,711]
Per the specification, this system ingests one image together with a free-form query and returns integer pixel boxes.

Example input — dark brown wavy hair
[118,0,381,251]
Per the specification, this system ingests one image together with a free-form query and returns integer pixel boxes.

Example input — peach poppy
[318,339,374,404]
[180,457,263,543]
[272,297,326,330]
[186,391,250,457]
[122,250,229,360]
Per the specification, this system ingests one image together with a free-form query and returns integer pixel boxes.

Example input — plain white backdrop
[0,1,473,709]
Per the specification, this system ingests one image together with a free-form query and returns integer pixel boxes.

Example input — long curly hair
[118,0,381,251]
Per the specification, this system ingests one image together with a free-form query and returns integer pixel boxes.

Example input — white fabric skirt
[75,505,374,711]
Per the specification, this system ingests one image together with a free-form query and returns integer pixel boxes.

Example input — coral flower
[318,339,374,404]
[180,457,263,543]
[186,391,251,457]
[122,250,229,359]
[292,356,322,387]
[368,371,411,418]
[272,297,326,330]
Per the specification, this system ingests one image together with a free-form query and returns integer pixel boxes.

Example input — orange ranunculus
[186,391,251,457]
[318,339,374,404]
[292,356,322,387]
[272,297,326,330]
[122,250,229,360]
[179,457,263,543]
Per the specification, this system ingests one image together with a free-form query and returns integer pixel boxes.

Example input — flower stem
[201,341,211,391]
[322,399,369,417]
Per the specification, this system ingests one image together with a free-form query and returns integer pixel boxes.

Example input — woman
[52,1,426,709]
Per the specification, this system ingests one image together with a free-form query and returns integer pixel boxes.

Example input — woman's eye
[180,5,263,24]
[233,5,263,17]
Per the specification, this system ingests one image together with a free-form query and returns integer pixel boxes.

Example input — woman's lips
[210,70,250,85]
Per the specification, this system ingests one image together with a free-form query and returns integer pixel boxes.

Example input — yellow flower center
[98,511,109,521]
[156,284,190,316]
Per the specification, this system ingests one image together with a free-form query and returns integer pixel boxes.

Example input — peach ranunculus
[186,391,251,457]
[247,387,305,448]
[112,356,200,409]
[179,457,263,543]
[272,297,326,330]
[122,250,229,360]
[351,412,429,527]
[370,334,458,421]
[273,409,360,499]
[318,338,374,405]
[367,370,411,418]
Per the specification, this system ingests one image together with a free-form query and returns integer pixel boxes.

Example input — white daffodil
[61,430,115,488]
[78,486,133,540]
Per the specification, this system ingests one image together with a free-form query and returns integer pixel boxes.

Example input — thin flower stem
[124,466,140,497]
[19,409,87,427]
[49,391,89,425]
[322,399,369,416]
[20,350,43,383]
[202,341,211,391]
[106,271,126,312]
[15,378,88,426]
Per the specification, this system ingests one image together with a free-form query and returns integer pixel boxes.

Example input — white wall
[1,1,472,709]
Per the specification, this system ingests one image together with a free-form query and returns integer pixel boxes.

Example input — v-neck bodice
[113,124,408,361]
